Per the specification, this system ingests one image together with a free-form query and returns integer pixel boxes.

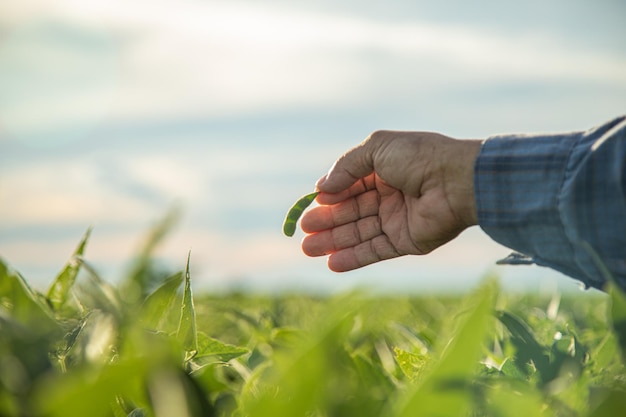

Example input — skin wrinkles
[301,130,481,272]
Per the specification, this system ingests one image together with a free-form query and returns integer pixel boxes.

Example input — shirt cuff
[474,130,600,288]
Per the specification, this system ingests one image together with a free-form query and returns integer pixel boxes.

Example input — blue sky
[1,0,625,293]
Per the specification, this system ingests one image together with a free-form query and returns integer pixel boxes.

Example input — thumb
[316,140,376,194]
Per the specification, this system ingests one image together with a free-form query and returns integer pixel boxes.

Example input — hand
[300,130,482,272]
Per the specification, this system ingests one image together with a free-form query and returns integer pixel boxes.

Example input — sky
[1,0,625,294]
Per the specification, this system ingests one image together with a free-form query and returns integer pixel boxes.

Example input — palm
[375,174,464,252]
[301,173,464,271]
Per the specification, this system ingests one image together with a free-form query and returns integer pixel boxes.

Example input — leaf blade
[46,227,92,310]
[140,271,184,331]
[392,279,497,417]
[176,252,197,361]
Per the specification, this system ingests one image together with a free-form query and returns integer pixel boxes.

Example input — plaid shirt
[475,115,626,291]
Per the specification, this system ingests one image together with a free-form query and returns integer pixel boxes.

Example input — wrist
[445,139,481,227]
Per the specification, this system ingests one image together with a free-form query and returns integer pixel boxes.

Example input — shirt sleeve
[474,115,626,291]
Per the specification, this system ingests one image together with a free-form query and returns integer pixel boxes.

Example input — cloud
[1,0,624,293]
[0,159,147,225]
[2,0,625,144]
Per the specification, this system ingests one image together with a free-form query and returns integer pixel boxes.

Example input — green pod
[283,191,319,237]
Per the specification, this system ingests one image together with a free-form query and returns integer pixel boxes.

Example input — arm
[476,115,626,291]
[301,115,626,292]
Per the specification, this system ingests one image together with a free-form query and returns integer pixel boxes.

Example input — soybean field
[1,225,625,417]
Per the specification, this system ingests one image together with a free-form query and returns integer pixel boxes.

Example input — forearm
[475,115,626,291]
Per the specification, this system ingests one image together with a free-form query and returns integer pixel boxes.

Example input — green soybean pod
[283,191,319,237]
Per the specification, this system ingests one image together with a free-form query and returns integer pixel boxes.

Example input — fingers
[327,235,403,272]
[315,174,376,206]
[316,137,378,194]
[301,186,403,271]
[303,131,405,271]
[301,188,379,233]
[302,214,403,271]
[302,216,382,256]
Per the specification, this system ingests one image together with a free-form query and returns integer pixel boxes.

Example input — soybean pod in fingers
[282,191,319,237]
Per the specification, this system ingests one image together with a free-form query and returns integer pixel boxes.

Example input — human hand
[300,130,481,272]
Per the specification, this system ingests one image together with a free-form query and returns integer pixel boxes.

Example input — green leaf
[193,332,249,363]
[588,388,626,417]
[485,381,547,417]
[497,310,551,382]
[581,240,626,367]
[54,318,88,372]
[121,208,180,304]
[590,332,618,371]
[140,271,183,331]
[0,312,55,392]
[242,297,359,417]
[351,351,395,391]
[607,282,626,365]
[391,279,497,417]
[500,357,529,380]
[34,359,148,417]
[0,258,57,331]
[549,333,586,380]
[46,227,92,311]
[147,368,216,417]
[269,327,306,348]
[177,252,197,361]
[394,347,428,381]
[75,258,124,322]
[110,397,129,417]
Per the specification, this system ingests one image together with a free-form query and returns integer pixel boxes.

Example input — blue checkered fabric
[475,115,626,291]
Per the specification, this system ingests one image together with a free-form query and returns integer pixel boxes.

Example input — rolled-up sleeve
[475,115,626,291]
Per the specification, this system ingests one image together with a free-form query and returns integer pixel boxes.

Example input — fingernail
[315,174,328,189]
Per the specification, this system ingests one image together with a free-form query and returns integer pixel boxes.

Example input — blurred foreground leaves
[1,217,625,416]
